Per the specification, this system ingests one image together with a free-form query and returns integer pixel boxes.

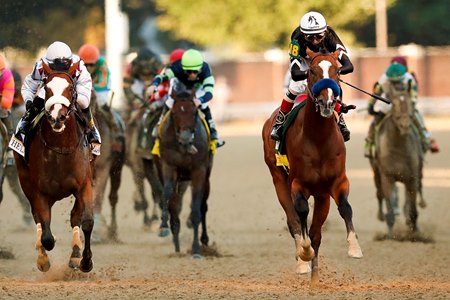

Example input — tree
[154,0,376,52]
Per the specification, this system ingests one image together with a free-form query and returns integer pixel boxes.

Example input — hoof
[79,258,93,273]
[37,259,51,272]
[158,227,170,237]
[68,257,81,269]
[192,253,203,260]
[296,259,311,274]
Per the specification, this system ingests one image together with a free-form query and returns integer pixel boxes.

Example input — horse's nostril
[60,115,67,122]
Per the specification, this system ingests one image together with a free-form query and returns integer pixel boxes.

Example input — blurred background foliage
[1,0,450,55]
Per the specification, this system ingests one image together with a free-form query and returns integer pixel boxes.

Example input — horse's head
[388,83,413,135]
[41,61,78,132]
[306,48,341,118]
[170,83,198,154]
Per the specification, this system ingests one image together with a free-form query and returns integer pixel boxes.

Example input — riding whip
[339,79,391,104]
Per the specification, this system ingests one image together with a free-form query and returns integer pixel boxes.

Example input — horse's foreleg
[73,186,94,273]
[35,223,50,272]
[404,182,419,234]
[189,177,205,259]
[292,185,314,263]
[200,179,210,246]
[307,195,331,284]
[381,177,396,238]
[169,187,181,253]
[159,166,176,237]
[333,190,363,259]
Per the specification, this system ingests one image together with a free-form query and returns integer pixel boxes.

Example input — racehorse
[91,94,125,242]
[262,49,363,285]
[125,104,163,230]
[13,62,95,272]
[369,81,424,239]
[0,118,8,204]
[157,83,212,258]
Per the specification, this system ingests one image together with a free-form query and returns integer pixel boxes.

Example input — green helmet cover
[181,49,203,71]
[386,63,406,81]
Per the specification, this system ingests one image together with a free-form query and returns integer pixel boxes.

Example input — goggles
[185,70,199,75]
[305,32,326,42]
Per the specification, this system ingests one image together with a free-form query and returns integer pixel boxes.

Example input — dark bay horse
[370,82,424,239]
[262,49,363,285]
[13,62,95,272]
[91,95,125,242]
[125,104,163,230]
[157,83,212,258]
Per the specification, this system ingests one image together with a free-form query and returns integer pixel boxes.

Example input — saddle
[151,109,217,157]
[274,101,307,170]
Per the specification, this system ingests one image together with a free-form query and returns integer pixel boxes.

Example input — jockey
[270,11,354,142]
[122,47,163,124]
[146,48,225,148]
[150,48,185,137]
[0,55,15,143]
[18,41,101,153]
[78,44,123,143]
[364,63,439,158]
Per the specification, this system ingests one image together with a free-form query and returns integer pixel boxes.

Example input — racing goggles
[305,32,326,42]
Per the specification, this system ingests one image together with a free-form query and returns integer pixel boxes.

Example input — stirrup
[215,139,225,148]
[270,125,283,141]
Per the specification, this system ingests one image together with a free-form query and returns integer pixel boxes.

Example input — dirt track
[0,117,449,299]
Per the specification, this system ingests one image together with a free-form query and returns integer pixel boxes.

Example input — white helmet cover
[300,11,327,34]
[46,41,73,62]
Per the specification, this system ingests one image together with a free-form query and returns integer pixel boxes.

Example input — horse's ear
[68,60,80,76]
[41,59,52,75]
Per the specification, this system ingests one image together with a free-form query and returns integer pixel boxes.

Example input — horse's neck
[302,100,336,140]
[41,117,83,142]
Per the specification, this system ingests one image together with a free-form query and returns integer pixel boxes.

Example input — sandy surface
[0,116,449,299]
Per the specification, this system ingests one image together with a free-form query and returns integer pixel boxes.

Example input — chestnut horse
[157,83,212,258]
[13,62,95,272]
[262,49,363,285]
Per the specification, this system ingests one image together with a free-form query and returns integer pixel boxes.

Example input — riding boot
[412,110,439,153]
[270,109,288,141]
[82,107,101,156]
[17,98,44,137]
[338,114,351,142]
[201,106,225,148]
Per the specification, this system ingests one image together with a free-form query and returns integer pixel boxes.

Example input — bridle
[306,53,341,114]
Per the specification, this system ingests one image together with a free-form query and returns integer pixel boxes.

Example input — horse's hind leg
[108,152,124,241]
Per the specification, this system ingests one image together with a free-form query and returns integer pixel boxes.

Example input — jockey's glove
[340,104,356,114]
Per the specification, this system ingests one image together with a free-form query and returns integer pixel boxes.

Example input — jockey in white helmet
[18,41,101,154]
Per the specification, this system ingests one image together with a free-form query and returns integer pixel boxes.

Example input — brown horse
[90,94,125,242]
[13,62,95,272]
[157,83,212,258]
[262,49,363,285]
